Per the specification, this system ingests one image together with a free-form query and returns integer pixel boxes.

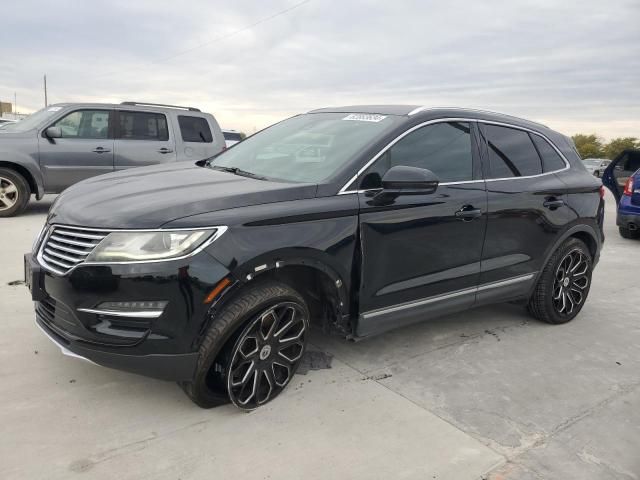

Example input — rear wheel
[181,281,309,410]
[528,238,592,324]
[619,226,640,239]
[0,168,30,217]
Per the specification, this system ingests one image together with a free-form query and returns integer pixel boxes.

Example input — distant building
[0,101,13,115]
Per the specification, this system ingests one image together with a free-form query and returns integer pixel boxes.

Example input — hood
[48,162,317,228]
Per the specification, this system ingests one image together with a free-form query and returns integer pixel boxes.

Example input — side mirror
[371,166,439,205]
[381,165,439,193]
[45,126,62,139]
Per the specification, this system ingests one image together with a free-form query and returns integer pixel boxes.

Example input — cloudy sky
[1,0,638,138]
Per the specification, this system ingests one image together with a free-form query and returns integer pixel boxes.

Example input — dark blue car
[603,149,640,239]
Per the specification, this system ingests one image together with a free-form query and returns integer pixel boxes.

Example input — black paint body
[27,106,604,380]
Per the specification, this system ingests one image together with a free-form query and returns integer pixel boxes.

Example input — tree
[603,137,639,160]
[572,134,604,159]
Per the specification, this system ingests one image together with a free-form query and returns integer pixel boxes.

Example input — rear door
[113,110,176,170]
[477,123,569,303]
[38,109,114,192]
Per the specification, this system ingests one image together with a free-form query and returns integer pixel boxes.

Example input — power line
[151,0,313,65]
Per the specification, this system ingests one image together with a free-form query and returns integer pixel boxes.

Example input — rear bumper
[36,315,199,380]
[617,212,640,229]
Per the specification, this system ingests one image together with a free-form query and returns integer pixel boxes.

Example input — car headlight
[86,228,226,263]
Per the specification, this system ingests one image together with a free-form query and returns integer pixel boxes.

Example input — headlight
[86,228,225,263]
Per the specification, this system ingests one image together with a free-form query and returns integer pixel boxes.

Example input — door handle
[455,205,482,221]
[543,198,565,210]
[92,147,111,153]
[158,147,174,154]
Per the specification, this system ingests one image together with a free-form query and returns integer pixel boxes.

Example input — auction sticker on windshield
[342,114,387,122]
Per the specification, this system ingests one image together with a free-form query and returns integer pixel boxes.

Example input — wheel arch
[534,224,600,290]
[0,159,44,199]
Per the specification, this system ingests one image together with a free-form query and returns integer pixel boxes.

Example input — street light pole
[44,74,48,107]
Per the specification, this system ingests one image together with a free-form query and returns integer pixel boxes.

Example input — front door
[603,149,640,203]
[113,110,176,170]
[38,109,114,192]
[355,121,487,337]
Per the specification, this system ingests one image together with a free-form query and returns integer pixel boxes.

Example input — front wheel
[0,168,30,217]
[181,281,309,410]
[528,238,592,324]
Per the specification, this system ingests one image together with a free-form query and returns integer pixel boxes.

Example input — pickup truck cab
[0,101,225,216]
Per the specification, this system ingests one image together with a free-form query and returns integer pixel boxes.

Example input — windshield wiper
[211,165,268,181]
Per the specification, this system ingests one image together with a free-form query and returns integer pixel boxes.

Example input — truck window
[117,111,169,141]
[179,116,213,143]
[53,110,111,139]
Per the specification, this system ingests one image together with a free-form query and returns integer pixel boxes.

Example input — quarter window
[53,110,111,139]
[530,134,566,172]
[359,122,474,188]
[485,125,542,178]
[117,111,169,141]
[179,116,213,143]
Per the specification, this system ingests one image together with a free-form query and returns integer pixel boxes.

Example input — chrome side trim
[76,308,164,319]
[361,273,536,319]
[34,318,97,364]
[36,225,228,277]
[407,106,549,128]
[338,117,570,194]
[363,286,476,319]
[476,273,535,292]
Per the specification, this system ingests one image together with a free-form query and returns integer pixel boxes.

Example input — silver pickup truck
[0,101,226,216]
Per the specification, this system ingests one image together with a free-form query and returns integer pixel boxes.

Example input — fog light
[97,301,168,312]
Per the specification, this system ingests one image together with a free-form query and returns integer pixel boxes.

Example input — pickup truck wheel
[181,281,309,410]
[528,238,592,324]
[619,226,640,239]
[0,168,30,217]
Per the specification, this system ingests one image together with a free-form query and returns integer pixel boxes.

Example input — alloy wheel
[552,249,590,316]
[227,301,307,410]
[0,177,19,211]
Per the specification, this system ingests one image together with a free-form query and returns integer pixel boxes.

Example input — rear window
[224,131,242,142]
[531,134,566,172]
[485,124,542,178]
[179,116,213,143]
[117,111,168,141]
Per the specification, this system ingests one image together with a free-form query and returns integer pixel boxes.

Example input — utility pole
[14,92,17,115]
[44,74,48,107]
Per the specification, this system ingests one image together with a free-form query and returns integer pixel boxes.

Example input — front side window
[117,111,168,141]
[208,112,402,183]
[179,116,213,143]
[485,125,542,178]
[531,134,566,172]
[52,110,111,139]
[359,122,474,189]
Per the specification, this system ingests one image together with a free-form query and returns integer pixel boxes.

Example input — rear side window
[360,121,474,188]
[117,111,168,141]
[179,116,213,143]
[485,125,542,178]
[530,134,566,172]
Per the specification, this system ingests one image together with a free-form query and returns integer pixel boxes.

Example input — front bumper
[26,250,230,381]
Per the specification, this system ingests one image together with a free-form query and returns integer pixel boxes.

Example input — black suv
[25,106,604,410]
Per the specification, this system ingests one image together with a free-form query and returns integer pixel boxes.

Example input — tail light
[600,186,605,199]
[623,177,634,196]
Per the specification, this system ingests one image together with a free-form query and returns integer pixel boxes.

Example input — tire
[528,238,592,325]
[181,281,309,410]
[0,168,30,217]
[619,226,640,239]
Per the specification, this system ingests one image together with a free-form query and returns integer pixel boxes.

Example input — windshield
[209,112,401,183]
[1,106,64,133]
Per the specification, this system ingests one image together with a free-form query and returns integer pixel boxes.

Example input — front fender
[0,151,45,199]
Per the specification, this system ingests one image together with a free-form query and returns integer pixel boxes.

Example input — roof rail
[408,106,549,128]
[120,101,201,112]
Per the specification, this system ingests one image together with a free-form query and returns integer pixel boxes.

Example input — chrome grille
[39,225,109,275]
